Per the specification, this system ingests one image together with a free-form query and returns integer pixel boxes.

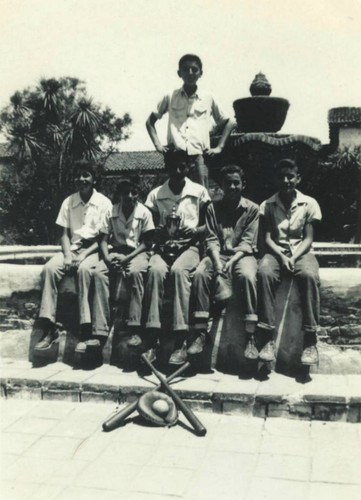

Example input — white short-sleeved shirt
[153,87,227,155]
[101,201,154,249]
[145,178,210,228]
[260,190,322,255]
[56,189,112,250]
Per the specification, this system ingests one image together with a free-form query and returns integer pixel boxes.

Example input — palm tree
[68,98,102,160]
[0,76,131,244]
[7,123,45,163]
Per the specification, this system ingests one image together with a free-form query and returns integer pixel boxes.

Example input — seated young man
[143,150,210,364]
[257,158,322,365]
[191,165,259,357]
[35,162,112,351]
[91,179,154,350]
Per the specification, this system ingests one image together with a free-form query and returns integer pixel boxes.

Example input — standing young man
[146,54,234,189]
[35,162,112,352]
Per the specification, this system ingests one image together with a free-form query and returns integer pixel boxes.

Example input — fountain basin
[233,96,290,133]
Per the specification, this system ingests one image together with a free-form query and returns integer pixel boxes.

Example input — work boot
[75,339,101,354]
[244,335,259,360]
[301,345,319,365]
[258,340,276,362]
[187,332,206,355]
[127,334,142,347]
[169,341,187,365]
[34,324,57,350]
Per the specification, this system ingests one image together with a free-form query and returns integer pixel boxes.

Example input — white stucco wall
[339,127,361,148]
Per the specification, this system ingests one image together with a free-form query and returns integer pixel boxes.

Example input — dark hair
[274,158,299,173]
[73,160,96,179]
[220,164,246,182]
[164,149,189,169]
[178,54,203,71]
[115,179,139,197]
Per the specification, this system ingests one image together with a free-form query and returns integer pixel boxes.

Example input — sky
[0,0,360,150]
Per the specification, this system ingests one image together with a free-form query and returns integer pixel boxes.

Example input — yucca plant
[0,77,131,244]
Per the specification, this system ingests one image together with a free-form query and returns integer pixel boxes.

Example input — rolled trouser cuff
[193,312,209,319]
[245,314,258,322]
[173,323,189,332]
[127,320,142,327]
[92,329,109,337]
[303,325,319,333]
[39,313,56,324]
[146,321,162,329]
[257,321,275,331]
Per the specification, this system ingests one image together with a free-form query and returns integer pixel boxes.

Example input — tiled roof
[104,151,165,173]
[328,107,361,125]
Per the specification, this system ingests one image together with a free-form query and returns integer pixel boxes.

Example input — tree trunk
[58,150,63,190]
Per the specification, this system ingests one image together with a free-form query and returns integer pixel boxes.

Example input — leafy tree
[0,77,131,244]
[304,146,361,243]
[335,146,361,243]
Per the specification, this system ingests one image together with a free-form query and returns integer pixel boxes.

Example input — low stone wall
[319,269,361,346]
[1,264,360,344]
[0,264,361,334]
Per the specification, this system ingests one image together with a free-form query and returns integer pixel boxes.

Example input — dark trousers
[257,252,320,334]
[191,255,258,330]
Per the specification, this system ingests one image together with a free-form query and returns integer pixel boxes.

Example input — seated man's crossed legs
[142,246,200,365]
[257,252,320,364]
[191,254,258,357]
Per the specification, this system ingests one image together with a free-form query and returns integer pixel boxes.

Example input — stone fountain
[207,73,336,376]
[209,73,325,204]
[233,72,289,133]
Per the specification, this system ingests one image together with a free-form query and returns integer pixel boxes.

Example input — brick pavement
[1,399,361,499]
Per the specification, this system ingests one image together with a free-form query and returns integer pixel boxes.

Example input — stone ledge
[1,359,360,422]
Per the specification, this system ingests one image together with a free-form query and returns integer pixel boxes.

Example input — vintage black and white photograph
[0,0,361,499]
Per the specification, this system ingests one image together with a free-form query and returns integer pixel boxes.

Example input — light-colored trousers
[92,252,150,337]
[39,252,99,325]
[144,246,200,332]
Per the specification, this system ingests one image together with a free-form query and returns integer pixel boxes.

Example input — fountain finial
[250,72,272,96]
[233,73,289,133]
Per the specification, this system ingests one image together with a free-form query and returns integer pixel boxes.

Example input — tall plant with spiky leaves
[0,77,131,244]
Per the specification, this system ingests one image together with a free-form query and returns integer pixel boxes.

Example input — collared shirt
[153,87,227,155]
[206,197,259,255]
[145,177,210,228]
[56,189,112,250]
[101,201,154,249]
[260,190,322,255]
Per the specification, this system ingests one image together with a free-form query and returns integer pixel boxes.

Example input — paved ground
[0,399,361,500]
[2,359,361,422]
